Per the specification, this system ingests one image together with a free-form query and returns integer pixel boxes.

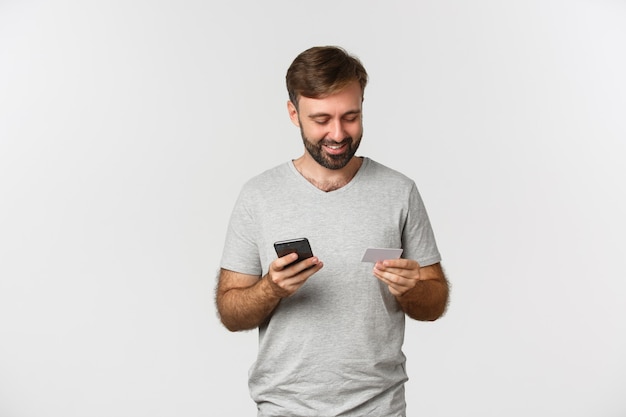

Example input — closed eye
[308,111,360,125]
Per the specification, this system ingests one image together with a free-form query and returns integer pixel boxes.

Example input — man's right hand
[265,253,323,298]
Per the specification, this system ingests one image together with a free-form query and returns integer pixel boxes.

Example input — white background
[1,1,625,416]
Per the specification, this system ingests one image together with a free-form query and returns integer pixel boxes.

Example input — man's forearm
[217,275,281,332]
[397,277,449,321]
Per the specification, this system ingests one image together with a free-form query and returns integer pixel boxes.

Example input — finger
[374,274,410,297]
[374,266,420,292]
[294,256,322,273]
[374,270,411,289]
[272,258,323,294]
[376,261,420,281]
[276,253,299,270]
[381,258,418,269]
[374,263,415,282]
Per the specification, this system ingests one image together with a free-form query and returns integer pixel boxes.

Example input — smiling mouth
[326,144,344,150]
[322,138,350,150]
[323,143,347,155]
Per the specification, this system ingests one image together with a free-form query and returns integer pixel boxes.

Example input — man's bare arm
[215,254,323,332]
[396,263,449,321]
[215,269,281,332]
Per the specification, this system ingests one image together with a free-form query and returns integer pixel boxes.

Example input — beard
[300,128,362,170]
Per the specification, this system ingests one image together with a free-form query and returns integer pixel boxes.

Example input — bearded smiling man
[216,45,449,417]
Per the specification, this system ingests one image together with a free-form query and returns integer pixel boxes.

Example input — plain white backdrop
[1,1,625,416]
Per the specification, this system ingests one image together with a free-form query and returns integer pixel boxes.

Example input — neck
[293,156,363,192]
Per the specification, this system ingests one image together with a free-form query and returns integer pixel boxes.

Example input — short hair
[286,46,368,108]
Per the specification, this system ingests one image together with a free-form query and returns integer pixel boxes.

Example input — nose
[328,119,347,141]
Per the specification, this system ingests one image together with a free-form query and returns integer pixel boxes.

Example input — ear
[287,100,300,127]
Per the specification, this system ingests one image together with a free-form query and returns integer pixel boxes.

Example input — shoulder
[360,157,416,188]
[239,162,292,195]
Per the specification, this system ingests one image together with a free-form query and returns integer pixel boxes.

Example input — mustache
[320,138,352,146]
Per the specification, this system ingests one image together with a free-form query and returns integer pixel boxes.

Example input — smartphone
[273,238,314,266]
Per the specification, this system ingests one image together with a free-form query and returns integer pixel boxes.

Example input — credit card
[361,248,403,263]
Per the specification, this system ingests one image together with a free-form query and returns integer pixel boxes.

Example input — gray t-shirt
[220,157,441,417]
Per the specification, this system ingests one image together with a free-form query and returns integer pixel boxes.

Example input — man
[216,45,449,416]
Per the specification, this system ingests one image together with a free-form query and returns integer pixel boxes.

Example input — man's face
[289,81,363,170]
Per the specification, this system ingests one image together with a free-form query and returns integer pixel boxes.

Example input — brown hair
[286,46,368,108]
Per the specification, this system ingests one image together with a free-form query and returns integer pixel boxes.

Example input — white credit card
[361,248,403,263]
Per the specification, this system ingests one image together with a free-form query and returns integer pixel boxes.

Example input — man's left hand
[372,259,427,297]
